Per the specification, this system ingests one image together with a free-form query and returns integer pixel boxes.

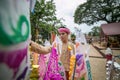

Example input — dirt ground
[89,45,106,80]
[89,57,106,80]
[89,43,120,80]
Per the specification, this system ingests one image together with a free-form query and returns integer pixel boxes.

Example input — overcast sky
[53,0,106,33]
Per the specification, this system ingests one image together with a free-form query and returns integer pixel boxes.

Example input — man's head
[58,27,70,43]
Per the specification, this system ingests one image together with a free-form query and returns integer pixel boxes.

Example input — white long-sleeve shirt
[105,47,112,55]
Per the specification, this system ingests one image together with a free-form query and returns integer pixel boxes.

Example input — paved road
[89,45,106,80]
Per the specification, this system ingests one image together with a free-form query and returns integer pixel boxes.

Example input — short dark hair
[107,43,111,47]
[58,26,66,29]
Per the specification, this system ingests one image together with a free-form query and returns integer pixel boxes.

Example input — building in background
[100,22,120,48]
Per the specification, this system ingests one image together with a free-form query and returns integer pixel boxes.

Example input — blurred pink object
[44,47,62,80]
[39,54,46,80]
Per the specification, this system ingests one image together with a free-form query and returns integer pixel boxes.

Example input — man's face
[59,32,68,42]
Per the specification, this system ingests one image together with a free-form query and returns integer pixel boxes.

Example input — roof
[101,22,120,36]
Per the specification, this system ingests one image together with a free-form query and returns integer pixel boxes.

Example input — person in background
[57,27,75,80]
[71,34,76,44]
[89,38,92,44]
[105,43,113,61]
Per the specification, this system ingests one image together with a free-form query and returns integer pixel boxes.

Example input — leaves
[74,0,120,25]
[88,26,100,36]
[30,0,61,41]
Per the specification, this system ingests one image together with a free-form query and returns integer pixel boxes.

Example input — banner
[0,0,33,80]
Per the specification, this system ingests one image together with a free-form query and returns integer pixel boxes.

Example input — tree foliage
[30,0,61,41]
[74,0,120,25]
[88,26,100,36]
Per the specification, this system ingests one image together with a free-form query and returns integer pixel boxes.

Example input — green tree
[88,32,93,36]
[30,0,61,41]
[88,26,100,36]
[74,0,120,25]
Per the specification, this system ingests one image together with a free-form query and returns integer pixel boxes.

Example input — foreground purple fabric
[0,47,29,80]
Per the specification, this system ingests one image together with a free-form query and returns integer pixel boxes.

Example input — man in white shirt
[105,43,113,61]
